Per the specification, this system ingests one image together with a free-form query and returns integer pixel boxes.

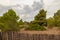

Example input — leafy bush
[47,17,54,28]
[25,24,46,31]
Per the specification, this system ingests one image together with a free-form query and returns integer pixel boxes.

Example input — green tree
[47,17,54,28]
[34,9,47,26]
[54,10,60,27]
[0,9,20,31]
[25,9,46,31]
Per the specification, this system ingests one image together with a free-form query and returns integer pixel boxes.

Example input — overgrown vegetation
[0,9,60,31]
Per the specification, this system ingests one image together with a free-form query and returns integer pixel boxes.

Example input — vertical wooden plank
[8,31,12,40]
[0,32,2,40]
[2,32,8,40]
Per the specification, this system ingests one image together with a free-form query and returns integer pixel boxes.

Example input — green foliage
[54,10,60,27]
[19,19,24,25]
[0,9,20,31]
[25,23,46,31]
[25,9,46,31]
[34,9,47,26]
[1,8,60,31]
[47,17,54,28]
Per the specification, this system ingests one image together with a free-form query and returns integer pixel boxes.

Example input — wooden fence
[0,31,60,40]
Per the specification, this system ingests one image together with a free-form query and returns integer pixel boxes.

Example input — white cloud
[44,0,60,18]
[0,0,60,21]
[44,0,54,6]
[0,0,40,6]
[0,0,9,6]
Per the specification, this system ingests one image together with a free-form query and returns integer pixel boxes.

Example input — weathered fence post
[0,32,2,40]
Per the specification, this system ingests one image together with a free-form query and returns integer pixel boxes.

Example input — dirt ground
[20,27,60,35]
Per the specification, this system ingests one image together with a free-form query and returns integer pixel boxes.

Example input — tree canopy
[54,10,60,27]
[47,17,54,28]
[25,9,46,30]
[0,9,20,31]
[34,9,47,26]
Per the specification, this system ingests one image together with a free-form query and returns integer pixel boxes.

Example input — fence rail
[0,31,60,40]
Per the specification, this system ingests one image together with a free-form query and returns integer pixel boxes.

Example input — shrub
[25,24,46,31]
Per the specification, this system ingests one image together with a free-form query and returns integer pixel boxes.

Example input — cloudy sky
[0,0,60,21]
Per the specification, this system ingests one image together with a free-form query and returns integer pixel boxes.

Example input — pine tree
[34,9,47,26]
